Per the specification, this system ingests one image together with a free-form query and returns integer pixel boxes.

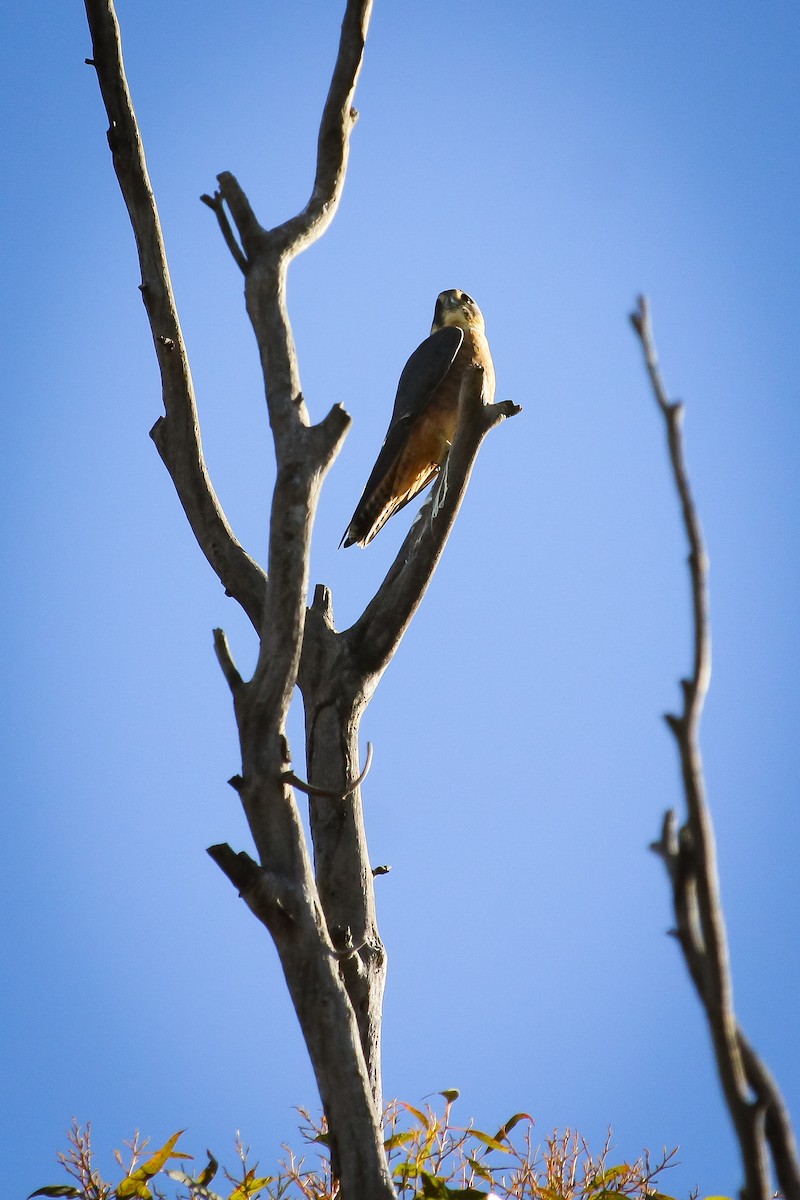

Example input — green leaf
[588,1166,630,1189]
[226,1168,273,1200]
[492,1112,533,1143]
[117,1130,187,1198]
[198,1151,219,1187]
[438,1089,460,1105]
[28,1189,83,1199]
[418,1171,450,1198]
[466,1157,495,1183]
[393,1161,418,1182]
[466,1129,510,1153]
[384,1130,416,1151]
[116,1184,152,1200]
[399,1102,430,1128]
[412,1126,439,1171]
[227,1169,255,1200]
[417,1175,487,1200]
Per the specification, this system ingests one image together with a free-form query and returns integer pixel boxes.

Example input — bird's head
[431,289,486,334]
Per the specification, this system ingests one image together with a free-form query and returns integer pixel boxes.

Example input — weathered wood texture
[632,296,800,1200]
[83,2,519,1195]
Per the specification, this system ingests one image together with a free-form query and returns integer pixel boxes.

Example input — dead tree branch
[85,1,518,1193]
[83,1,266,632]
[284,742,374,799]
[84,3,395,1196]
[631,294,800,1200]
[345,366,521,686]
[297,366,520,1099]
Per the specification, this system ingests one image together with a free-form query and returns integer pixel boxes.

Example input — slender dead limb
[297,369,520,1105]
[83,0,266,632]
[85,3,394,1196]
[284,742,374,799]
[271,3,371,255]
[212,628,243,694]
[204,4,390,1187]
[297,579,386,1106]
[198,8,388,1125]
[200,190,247,274]
[631,294,800,1200]
[739,1031,800,1200]
[206,837,393,1198]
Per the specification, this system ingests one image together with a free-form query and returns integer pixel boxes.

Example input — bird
[340,289,495,548]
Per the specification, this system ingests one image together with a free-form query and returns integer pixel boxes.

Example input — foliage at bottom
[29,1093,690,1200]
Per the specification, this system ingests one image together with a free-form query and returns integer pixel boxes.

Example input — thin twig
[284,742,374,799]
[212,627,243,693]
[83,0,267,630]
[200,190,248,273]
[631,294,799,1200]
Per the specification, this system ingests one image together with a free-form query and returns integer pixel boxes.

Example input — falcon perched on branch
[340,289,496,548]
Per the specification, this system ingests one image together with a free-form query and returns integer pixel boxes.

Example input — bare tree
[82,3,519,1197]
[83,6,795,1198]
[631,297,800,1200]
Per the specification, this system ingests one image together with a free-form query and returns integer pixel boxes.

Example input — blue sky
[3,2,800,1197]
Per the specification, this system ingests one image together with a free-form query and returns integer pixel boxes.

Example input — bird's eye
[462,293,473,305]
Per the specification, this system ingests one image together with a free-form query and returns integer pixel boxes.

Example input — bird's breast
[431,326,495,427]
[400,327,496,470]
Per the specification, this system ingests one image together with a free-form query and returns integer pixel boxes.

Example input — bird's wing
[353,326,463,504]
[391,325,464,425]
[340,326,464,547]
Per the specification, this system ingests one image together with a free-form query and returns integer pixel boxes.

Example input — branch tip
[201,185,248,273]
[213,627,243,692]
[311,583,335,625]
[629,294,650,340]
[663,711,683,736]
[207,842,261,894]
[214,172,264,260]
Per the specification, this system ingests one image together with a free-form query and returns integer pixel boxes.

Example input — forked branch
[631,295,800,1200]
[86,4,517,1196]
[85,3,394,1196]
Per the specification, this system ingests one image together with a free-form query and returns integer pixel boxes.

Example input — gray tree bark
[631,296,800,1200]
[83,3,519,1197]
